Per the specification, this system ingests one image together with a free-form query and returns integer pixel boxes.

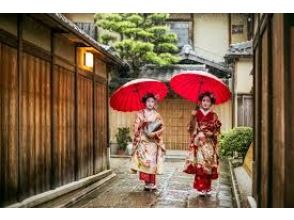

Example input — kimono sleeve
[154,113,166,152]
[133,112,142,145]
[154,113,165,137]
[213,113,222,135]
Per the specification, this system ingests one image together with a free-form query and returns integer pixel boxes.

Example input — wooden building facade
[110,64,233,152]
[110,98,232,152]
[0,14,124,207]
[253,14,294,207]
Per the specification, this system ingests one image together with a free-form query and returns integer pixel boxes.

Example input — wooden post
[266,14,273,207]
[228,14,232,45]
[74,46,79,180]
[17,14,23,202]
[92,58,97,174]
[231,62,236,127]
[191,13,194,48]
[50,30,56,189]
[256,14,263,208]
[252,40,257,205]
[253,13,262,207]
[106,64,111,170]
[284,14,294,207]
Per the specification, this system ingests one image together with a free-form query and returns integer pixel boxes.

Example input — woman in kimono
[131,93,166,191]
[184,92,222,196]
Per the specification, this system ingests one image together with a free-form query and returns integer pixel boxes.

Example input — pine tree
[94,13,180,77]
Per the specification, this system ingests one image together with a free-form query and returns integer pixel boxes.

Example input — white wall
[235,59,253,93]
[233,58,253,127]
[193,13,229,63]
[64,13,95,23]
[231,14,249,44]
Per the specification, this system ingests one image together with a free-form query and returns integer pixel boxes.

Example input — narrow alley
[71,158,234,208]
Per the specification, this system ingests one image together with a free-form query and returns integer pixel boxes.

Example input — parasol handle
[195,77,204,110]
[134,85,143,108]
[134,85,146,119]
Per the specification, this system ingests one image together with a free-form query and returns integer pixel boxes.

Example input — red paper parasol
[110,78,168,112]
[170,71,231,105]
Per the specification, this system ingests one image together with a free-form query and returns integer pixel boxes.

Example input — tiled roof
[179,45,231,74]
[47,13,125,66]
[226,40,253,57]
[138,64,208,82]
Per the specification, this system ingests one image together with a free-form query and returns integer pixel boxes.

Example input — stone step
[8,170,115,208]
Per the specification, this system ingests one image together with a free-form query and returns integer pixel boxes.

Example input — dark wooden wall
[0,43,18,206]
[253,14,294,207]
[0,16,110,207]
[94,79,108,173]
[54,65,75,187]
[19,53,52,200]
[77,74,94,179]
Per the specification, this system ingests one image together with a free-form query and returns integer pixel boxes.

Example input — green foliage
[156,43,179,53]
[115,127,132,151]
[100,34,117,45]
[94,13,180,77]
[219,127,253,158]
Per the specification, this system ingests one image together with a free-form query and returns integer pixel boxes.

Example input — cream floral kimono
[130,109,165,175]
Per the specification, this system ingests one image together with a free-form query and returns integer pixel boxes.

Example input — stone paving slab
[72,158,235,208]
[234,166,252,207]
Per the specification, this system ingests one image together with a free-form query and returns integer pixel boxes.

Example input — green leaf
[156,43,179,53]
[219,127,253,158]
[148,26,168,36]
[127,14,144,25]
[94,13,179,76]
[100,34,117,45]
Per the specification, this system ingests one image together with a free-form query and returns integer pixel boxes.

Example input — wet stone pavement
[72,158,235,208]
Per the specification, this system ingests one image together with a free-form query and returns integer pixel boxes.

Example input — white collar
[200,108,211,116]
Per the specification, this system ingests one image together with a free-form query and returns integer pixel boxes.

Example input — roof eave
[45,13,125,67]
[225,53,253,62]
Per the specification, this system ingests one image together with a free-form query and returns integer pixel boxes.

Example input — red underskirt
[139,172,156,185]
[193,166,218,192]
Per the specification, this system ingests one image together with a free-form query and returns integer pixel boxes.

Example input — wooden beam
[0,29,18,48]
[23,41,51,62]
[77,68,94,80]
[94,75,107,85]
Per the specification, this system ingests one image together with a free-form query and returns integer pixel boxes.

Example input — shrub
[115,127,132,151]
[219,127,253,158]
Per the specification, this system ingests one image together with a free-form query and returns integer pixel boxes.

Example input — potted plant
[115,127,132,155]
[110,141,119,156]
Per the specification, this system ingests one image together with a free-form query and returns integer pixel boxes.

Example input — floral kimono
[184,109,221,192]
[130,109,165,185]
